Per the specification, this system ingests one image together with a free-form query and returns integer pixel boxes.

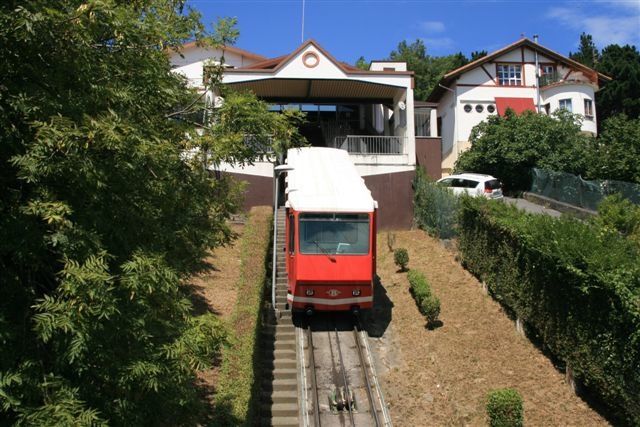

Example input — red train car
[283,147,378,313]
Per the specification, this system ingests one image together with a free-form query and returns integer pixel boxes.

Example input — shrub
[394,248,409,271]
[486,388,524,427]
[593,194,640,238]
[458,197,640,424]
[420,296,441,324]
[413,170,459,238]
[408,270,441,325]
[408,269,431,301]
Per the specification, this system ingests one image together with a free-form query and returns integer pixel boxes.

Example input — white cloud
[547,4,640,47]
[420,21,446,33]
[421,37,455,51]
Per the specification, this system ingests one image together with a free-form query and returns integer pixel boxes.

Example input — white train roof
[285,147,377,213]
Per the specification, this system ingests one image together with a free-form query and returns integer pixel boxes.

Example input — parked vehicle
[437,173,503,199]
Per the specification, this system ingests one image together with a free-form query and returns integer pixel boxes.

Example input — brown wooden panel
[226,172,273,211]
[416,137,443,180]
[364,170,415,230]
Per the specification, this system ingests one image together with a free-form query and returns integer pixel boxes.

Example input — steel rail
[353,324,381,427]
[334,325,356,427]
[307,325,321,427]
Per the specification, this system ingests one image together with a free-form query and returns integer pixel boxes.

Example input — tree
[569,32,600,68]
[388,39,468,100]
[454,110,589,191]
[0,1,301,424]
[587,114,640,183]
[470,50,488,61]
[596,44,640,121]
[355,55,369,70]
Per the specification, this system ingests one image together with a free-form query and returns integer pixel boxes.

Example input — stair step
[261,416,299,426]
[269,378,298,391]
[265,403,298,418]
[273,349,296,359]
[273,368,297,379]
[264,390,298,405]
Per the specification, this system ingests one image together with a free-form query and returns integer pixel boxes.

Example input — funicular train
[282,147,378,314]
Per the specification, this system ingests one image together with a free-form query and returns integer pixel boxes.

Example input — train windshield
[299,213,370,255]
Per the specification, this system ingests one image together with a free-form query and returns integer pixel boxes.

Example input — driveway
[503,197,562,218]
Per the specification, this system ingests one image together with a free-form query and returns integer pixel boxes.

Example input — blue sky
[190,0,640,64]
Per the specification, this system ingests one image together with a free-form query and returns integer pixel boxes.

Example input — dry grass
[376,229,608,426]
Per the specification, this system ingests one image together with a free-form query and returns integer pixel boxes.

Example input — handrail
[334,135,407,155]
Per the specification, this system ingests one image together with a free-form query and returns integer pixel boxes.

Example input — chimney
[533,34,539,43]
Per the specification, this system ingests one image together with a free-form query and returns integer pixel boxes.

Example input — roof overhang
[225,78,406,103]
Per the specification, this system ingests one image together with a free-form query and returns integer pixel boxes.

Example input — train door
[287,211,296,293]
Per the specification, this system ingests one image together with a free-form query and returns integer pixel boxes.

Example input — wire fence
[530,168,640,211]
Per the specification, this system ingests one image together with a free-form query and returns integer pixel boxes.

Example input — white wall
[542,84,598,134]
[170,47,260,88]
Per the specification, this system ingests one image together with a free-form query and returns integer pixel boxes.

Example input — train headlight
[305,289,315,296]
[352,289,361,296]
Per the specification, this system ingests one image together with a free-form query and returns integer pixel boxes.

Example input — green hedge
[213,206,272,425]
[413,169,459,238]
[458,197,640,425]
[408,270,441,324]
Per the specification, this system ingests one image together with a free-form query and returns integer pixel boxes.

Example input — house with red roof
[427,37,611,175]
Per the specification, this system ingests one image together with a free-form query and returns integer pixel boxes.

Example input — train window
[298,213,370,255]
[288,214,295,254]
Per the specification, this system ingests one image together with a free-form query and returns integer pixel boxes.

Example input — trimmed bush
[413,170,459,238]
[394,248,409,271]
[408,270,440,325]
[408,269,431,301]
[486,388,524,427]
[420,296,441,324]
[458,197,640,424]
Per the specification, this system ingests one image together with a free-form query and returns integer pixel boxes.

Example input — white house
[169,40,441,228]
[428,38,611,175]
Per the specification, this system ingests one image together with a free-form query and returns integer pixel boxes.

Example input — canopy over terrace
[221,40,416,162]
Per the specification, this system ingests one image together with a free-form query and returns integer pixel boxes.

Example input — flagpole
[301,0,305,43]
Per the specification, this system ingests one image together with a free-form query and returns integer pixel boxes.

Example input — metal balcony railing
[334,135,406,155]
[539,73,562,87]
[244,134,274,154]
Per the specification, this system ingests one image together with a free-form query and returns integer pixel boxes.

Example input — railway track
[261,208,390,426]
[299,314,392,427]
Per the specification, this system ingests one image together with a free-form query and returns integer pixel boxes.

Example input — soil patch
[188,223,244,321]
[374,229,608,426]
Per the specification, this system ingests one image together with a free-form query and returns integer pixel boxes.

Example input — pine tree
[569,32,600,68]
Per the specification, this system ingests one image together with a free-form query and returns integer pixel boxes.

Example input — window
[299,213,370,255]
[288,214,295,255]
[475,104,484,113]
[584,99,594,119]
[497,64,522,86]
[487,104,496,114]
[464,104,472,113]
[559,98,573,112]
[539,65,557,86]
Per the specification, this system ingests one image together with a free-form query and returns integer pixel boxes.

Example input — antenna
[301,0,305,43]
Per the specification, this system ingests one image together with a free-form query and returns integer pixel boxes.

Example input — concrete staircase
[260,207,298,426]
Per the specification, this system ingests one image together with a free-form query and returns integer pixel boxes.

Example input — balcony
[539,72,594,89]
[334,135,406,155]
